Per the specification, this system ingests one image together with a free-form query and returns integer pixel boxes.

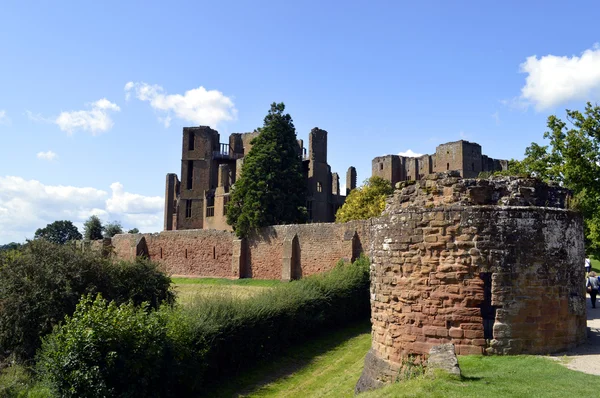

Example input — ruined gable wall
[357,172,586,391]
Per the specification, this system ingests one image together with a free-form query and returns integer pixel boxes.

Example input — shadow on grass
[203,320,372,398]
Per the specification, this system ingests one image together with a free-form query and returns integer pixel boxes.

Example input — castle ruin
[356,173,586,392]
[164,126,357,232]
[372,140,508,186]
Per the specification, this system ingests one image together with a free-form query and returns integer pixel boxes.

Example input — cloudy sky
[1,1,600,243]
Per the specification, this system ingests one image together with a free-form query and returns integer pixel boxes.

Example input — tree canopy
[507,102,600,256]
[104,221,124,238]
[34,220,82,244]
[335,176,393,222]
[83,215,104,240]
[226,102,307,237]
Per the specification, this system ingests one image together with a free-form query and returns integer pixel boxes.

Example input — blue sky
[2,0,600,243]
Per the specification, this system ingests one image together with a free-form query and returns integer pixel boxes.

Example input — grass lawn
[203,319,600,398]
[361,355,600,398]
[207,321,372,398]
[172,277,280,306]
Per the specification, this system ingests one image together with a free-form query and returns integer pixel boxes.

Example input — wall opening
[186,160,193,190]
[446,163,450,170]
[317,182,322,192]
[185,248,188,259]
[188,132,195,151]
[160,247,163,259]
[185,200,192,218]
[479,272,496,340]
[380,163,383,170]
[213,246,216,259]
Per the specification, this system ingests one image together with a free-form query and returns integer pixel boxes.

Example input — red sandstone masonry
[111,220,372,279]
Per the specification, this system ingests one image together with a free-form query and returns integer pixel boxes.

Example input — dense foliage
[39,295,168,398]
[500,103,600,256]
[83,215,104,240]
[103,221,124,238]
[34,220,82,244]
[0,240,174,361]
[335,176,393,222]
[38,256,370,397]
[226,102,307,237]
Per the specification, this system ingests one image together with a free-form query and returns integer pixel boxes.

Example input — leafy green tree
[226,102,307,237]
[0,242,22,253]
[83,215,104,240]
[103,221,123,238]
[34,220,82,244]
[335,176,393,222]
[128,227,140,234]
[517,102,600,256]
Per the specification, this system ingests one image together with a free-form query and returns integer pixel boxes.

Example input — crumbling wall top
[388,171,571,211]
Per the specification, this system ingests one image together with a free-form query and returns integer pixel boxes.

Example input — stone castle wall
[111,220,371,279]
[356,172,586,392]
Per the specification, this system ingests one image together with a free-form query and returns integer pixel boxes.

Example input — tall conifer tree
[226,103,307,237]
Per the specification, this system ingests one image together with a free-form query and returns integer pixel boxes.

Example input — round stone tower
[356,172,586,392]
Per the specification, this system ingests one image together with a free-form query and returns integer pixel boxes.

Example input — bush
[37,255,370,397]
[38,295,168,398]
[0,240,173,362]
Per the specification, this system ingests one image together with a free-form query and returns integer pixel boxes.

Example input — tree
[34,220,82,244]
[104,221,123,238]
[226,102,307,237]
[128,228,140,234]
[83,215,104,240]
[335,176,393,222]
[0,242,22,253]
[517,102,600,256]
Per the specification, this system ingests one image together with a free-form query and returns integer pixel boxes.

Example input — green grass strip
[171,277,281,287]
[361,355,600,398]
[207,321,371,398]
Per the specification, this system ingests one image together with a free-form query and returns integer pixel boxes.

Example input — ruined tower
[356,174,586,393]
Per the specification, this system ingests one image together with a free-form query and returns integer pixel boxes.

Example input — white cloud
[106,182,163,214]
[37,151,58,161]
[398,149,424,157]
[517,43,600,110]
[55,98,121,134]
[125,82,237,127]
[0,110,9,125]
[0,177,163,244]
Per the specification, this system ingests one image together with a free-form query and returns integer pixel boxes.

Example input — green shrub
[0,240,173,362]
[38,295,168,398]
[37,255,370,397]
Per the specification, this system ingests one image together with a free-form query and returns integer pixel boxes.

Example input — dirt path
[550,294,600,375]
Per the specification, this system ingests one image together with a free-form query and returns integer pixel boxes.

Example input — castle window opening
[206,195,215,217]
[213,246,216,259]
[188,133,195,151]
[317,182,322,192]
[185,248,188,259]
[159,248,163,259]
[447,163,449,170]
[223,195,230,215]
[186,160,193,190]
[185,200,192,218]
[380,163,383,170]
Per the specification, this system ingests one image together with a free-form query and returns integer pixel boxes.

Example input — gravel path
[549,294,600,375]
